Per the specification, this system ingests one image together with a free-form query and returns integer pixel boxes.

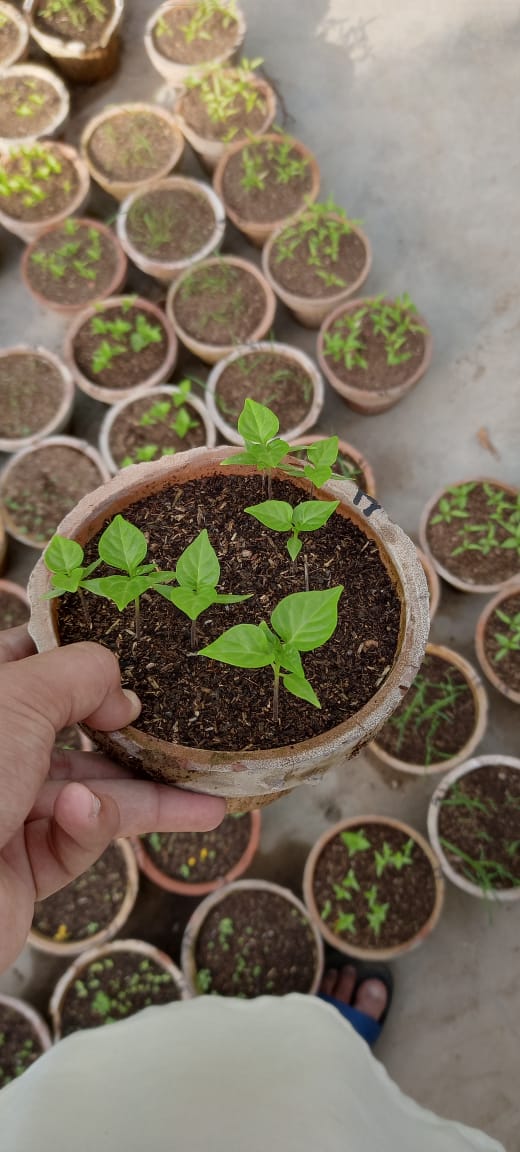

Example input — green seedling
[31,221,102,282]
[0,144,65,209]
[323,293,425,372]
[333,868,360,902]
[199,585,343,724]
[340,829,371,856]
[374,838,414,878]
[40,0,107,30]
[185,58,265,134]
[81,515,175,641]
[440,780,496,817]
[196,968,213,993]
[221,399,291,497]
[365,885,389,937]
[218,917,234,950]
[90,310,163,375]
[244,497,339,561]
[240,145,268,190]
[273,197,360,288]
[281,436,340,491]
[154,529,251,649]
[240,135,309,192]
[440,838,520,895]
[179,0,238,44]
[43,535,100,626]
[431,483,520,561]
[334,912,356,934]
[321,899,332,921]
[386,667,470,767]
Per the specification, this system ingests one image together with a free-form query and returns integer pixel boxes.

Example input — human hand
[0,626,225,973]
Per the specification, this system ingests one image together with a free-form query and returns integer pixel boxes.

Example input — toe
[335,964,357,1004]
[320,968,338,996]
[354,978,388,1021]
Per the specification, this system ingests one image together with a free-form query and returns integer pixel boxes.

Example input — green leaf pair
[245,497,339,560]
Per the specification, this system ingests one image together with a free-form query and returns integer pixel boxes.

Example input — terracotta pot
[81,102,184,202]
[28,838,139,957]
[213,133,321,248]
[262,216,372,329]
[317,296,433,415]
[181,878,324,994]
[0,62,69,148]
[427,755,520,901]
[50,938,191,1040]
[116,177,226,284]
[369,642,488,775]
[418,476,520,594]
[28,445,429,809]
[176,74,276,174]
[132,809,261,896]
[21,219,128,316]
[144,0,246,89]
[166,255,276,364]
[0,993,52,1058]
[64,295,178,406]
[99,384,217,474]
[205,342,325,444]
[0,2,29,67]
[475,580,520,704]
[0,435,110,550]
[290,434,376,500]
[0,346,75,453]
[25,0,124,83]
[0,141,90,244]
[303,815,445,962]
[0,577,29,628]
[416,546,441,621]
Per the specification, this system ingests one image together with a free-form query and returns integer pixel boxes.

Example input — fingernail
[122,688,141,717]
[88,790,101,819]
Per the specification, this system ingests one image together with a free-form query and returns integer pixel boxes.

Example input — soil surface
[483,591,520,693]
[215,350,314,431]
[313,824,437,949]
[0,1004,44,1089]
[60,950,180,1036]
[180,75,267,142]
[195,889,317,996]
[438,764,520,892]
[32,843,128,943]
[375,652,476,767]
[0,589,29,630]
[426,482,520,585]
[152,5,239,65]
[54,724,85,751]
[88,109,178,182]
[73,303,169,391]
[108,392,206,468]
[174,261,268,344]
[0,144,79,222]
[270,226,367,298]
[0,10,20,63]
[322,307,426,392]
[34,0,114,46]
[0,352,64,439]
[126,186,215,262]
[143,812,252,883]
[56,473,402,752]
[1,445,103,545]
[0,74,61,139]
[27,220,121,308]
[222,138,313,223]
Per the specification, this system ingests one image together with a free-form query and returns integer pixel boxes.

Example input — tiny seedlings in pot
[273,197,361,290]
[31,218,102,283]
[323,294,425,371]
[0,143,72,212]
[430,482,520,562]
[90,300,163,376]
[178,0,238,45]
[154,528,251,648]
[38,0,108,33]
[493,607,520,663]
[120,381,200,467]
[184,57,265,141]
[240,133,309,191]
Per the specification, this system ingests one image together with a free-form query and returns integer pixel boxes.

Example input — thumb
[27,783,122,899]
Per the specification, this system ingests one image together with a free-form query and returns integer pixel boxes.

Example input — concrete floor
[0,1,519,1147]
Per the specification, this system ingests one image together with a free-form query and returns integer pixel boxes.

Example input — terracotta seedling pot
[427,755,520,901]
[290,434,376,500]
[98,384,217,474]
[213,133,321,248]
[166,255,276,364]
[206,342,325,444]
[475,580,520,704]
[0,346,75,453]
[21,219,128,316]
[50,938,191,1041]
[25,0,124,83]
[176,74,277,174]
[0,993,52,1067]
[116,177,226,284]
[0,141,90,244]
[28,838,139,957]
[181,878,324,995]
[418,476,520,594]
[132,809,261,896]
[416,546,441,621]
[303,815,445,962]
[28,446,429,810]
[0,2,29,67]
[0,62,69,148]
[317,296,433,415]
[0,578,29,629]
[81,102,185,202]
[144,0,246,89]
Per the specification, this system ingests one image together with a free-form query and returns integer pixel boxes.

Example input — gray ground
[0,1,519,1147]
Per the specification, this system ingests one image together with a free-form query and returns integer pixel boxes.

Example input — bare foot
[353,979,387,1021]
[320,967,388,1022]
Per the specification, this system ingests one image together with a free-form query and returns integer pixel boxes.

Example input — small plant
[120,383,200,468]
[5,78,47,120]
[430,483,520,562]
[273,197,360,288]
[221,399,290,497]
[429,482,475,526]
[240,135,309,191]
[244,497,339,561]
[185,57,265,137]
[440,780,496,817]
[340,829,371,856]
[196,967,213,993]
[39,0,107,31]
[335,911,356,934]
[374,838,414,877]
[332,868,360,901]
[364,885,389,937]
[282,437,340,491]
[323,294,425,371]
[43,535,100,626]
[31,219,102,282]
[154,529,251,648]
[128,202,179,253]
[89,307,163,375]
[179,0,238,44]
[81,515,174,641]
[218,917,234,949]
[440,839,520,895]
[0,144,68,209]
[384,665,471,767]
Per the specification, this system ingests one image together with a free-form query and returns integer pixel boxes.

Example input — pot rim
[166,254,277,358]
[21,217,128,316]
[474,578,520,704]
[98,383,217,475]
[415,546,441,621]
[26,0,123,55]
[418,477,520,594]
[213,132,320,236]
[0,992,52,1052]
[0,61,69,146]
[0,345,75,453]
[131,809,261,896]
[262,214,372,313]
[80,101,184,197]
[116,176,226,278]
[0,141,90,238]
[0,2,29,68]
[289,434,377,500]
[144,0,246,81]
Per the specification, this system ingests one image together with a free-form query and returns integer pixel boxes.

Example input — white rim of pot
[303,815,445,962]
[99,384,217,475]
[25,0,123,55]
[80,102,185,201]
[27,838,139,956]
[418,477,520,594]
[50,938,191,1040]
[0,993,52,1053]
[368,642,488,775]
[289,434,377,500]
[181,878,324,996]
[206,341,325,444]
[21,218,128,316]
[0,62,70,146]
[0,435,111,550]
[117,177,226,282]
[0,3,29,67]
[262,215,373,320]
[144,0,246,85]
[0,141,91,243]
[474,579,520,705]
[416,546,441,621]
[427,755,520,901]
[175,73,276,170]
[0,346,75,454]
[63,295,178,406]
[166,255,276,362]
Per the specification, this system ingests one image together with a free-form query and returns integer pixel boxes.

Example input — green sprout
[196,968,213,993]
[333,868,360,901]
[121,384,200,468]
[40,0,107,30]
[240,135,309,191]
[185,58,265,136]
[374,838,414,877]
[221,399,291,498]
[81,515,175,641]
[244,497,339,562]
[340,829,371,856]
[154,529,251,649]
[334,912,356,934]
[0,144,66,209]
[90,308,163,375]
[218,917,234,949]
[365,885,389,937]
[273,197,361,288]
[180,0,238,44]
[31,221,102,283]
[383,666,470,767]
[440,839,520,895]
[323,294,425,371]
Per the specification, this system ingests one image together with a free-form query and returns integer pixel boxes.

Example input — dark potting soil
[195,889,317,996]
[54,724,85,752]
[27,220,121,308]
[60,950,180,1036]
[426,482,520,586]
[270,228,367,299]
[222,139,313,224]
[438,764,520,891]
[0,589,29,630]
[56,473,402,752]
[0,145,79,222]
[32,842,128,943]
[0,10,20,63]
[87,110,177,183]
[375,652,476,767]
[0,352,64,439]
[0,74,61,139]
[143,813,252,883]
[34,0,114,46]
[180,78,267,143]
[215,351,313,431]
[484,592,520,693]
[0,1003,44,1089]
[323,309,426,393]
[109,393,206,469]
[73,304,169,390]
[152,5,239,65]
[126,187,215,262]
[174,262,267,345]
[1,445,103,544]
[313,824,437,949]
